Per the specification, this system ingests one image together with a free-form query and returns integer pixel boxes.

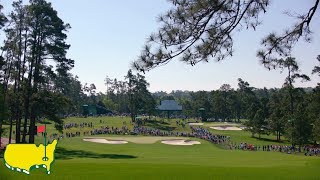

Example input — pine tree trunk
[29,32,43,144]
[13,25,23,143]
[8,117,13,144]
[22,57,34,143]
[29,107,36,143]
[21,30,29,142]
[0,120,2,148]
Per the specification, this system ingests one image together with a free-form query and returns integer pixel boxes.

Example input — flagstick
[44,123,47,159]
[43,124,48,161]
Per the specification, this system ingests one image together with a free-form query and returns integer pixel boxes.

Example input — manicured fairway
[0,117,319,179]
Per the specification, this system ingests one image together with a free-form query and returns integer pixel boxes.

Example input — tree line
[155,78,319,146]
[128,0,320,147]
[85,69,320,147]
[0,0,319,149]
[0,0,75,145]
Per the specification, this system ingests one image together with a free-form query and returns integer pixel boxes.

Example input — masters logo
[3,125,57,175]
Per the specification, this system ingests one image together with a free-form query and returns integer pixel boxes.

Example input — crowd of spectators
[304,146,320,156]
[227,142,320,156]
[90,126,130,135]
[64,122,93,129]
[190,126,230,144]
[48,118,320,157]
[132,126,192,137]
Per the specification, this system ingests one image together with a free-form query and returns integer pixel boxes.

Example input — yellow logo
[3,140,57,175]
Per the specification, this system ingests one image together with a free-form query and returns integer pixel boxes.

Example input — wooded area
[0,0,319,148]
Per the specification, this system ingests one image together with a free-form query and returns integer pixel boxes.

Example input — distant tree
[288,103,313,147]
[97,100,106,108]
[312,116,320,143]
[180,98,193,118]
[282,88,310,146]
[162,95,175,101]
[278,57,310,115]
[83,83,97,105]
[229,90,242,122]
[63,75,86,114]
[268,89,286,141]
[237,78,256,120]
[312,55,320,77]
[252,108,268,139]
[32,91,69,132]
[236,79,264,136]
[132,0,319,72]
[244,97,261,137]
[125,70,155,121]
[306,85,320,143]
[103,96,118,112]
[189,91,211,120]
[105,78,129,113]
[144,93,157,117]
[211,90,224,121]
[219,84,232,121]
[310,59,320,143]
[104,75,112,94]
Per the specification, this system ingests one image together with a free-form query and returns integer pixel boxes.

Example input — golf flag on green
[37,125,45,133]
[37,124,49,161]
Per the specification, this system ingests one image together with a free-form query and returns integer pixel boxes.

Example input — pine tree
[132,0,319,72]
[1,0,73,143]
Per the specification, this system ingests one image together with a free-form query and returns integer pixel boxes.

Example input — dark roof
[156,100,182,111]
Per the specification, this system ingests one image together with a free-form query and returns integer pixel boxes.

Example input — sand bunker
[210,126,242,131]
[83,136,188,144]
[188,123,204,126]
[161,139,201,146]
[83,138,128,144]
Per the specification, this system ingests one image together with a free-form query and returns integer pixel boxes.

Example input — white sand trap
[161,139,201,146]
[83,138,128,144]
[188,123,204,125]
[84,136,188,144]
[210,126,242,131]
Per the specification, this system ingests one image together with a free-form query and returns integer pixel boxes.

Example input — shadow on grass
[55,147,137,160]
[146,119,169,125]
[252,137,288,143]
[145,120,176,131]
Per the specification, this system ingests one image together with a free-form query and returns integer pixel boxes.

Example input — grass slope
[0,117,319,179]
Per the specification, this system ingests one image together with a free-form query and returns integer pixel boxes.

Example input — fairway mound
[161,139,200,146]
[188,123,204,126]
[210,126,242,131]
[83,138,128,144]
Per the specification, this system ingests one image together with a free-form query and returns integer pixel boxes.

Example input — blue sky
[1,0,319,92]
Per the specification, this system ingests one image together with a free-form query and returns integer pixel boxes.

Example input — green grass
[201,122,290,145]
[0,116,319,179]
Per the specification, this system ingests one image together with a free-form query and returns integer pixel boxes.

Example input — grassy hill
[0,116,319,179]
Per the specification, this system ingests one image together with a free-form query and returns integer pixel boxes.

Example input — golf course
[0,116,319,180]
[0,0,320,179]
